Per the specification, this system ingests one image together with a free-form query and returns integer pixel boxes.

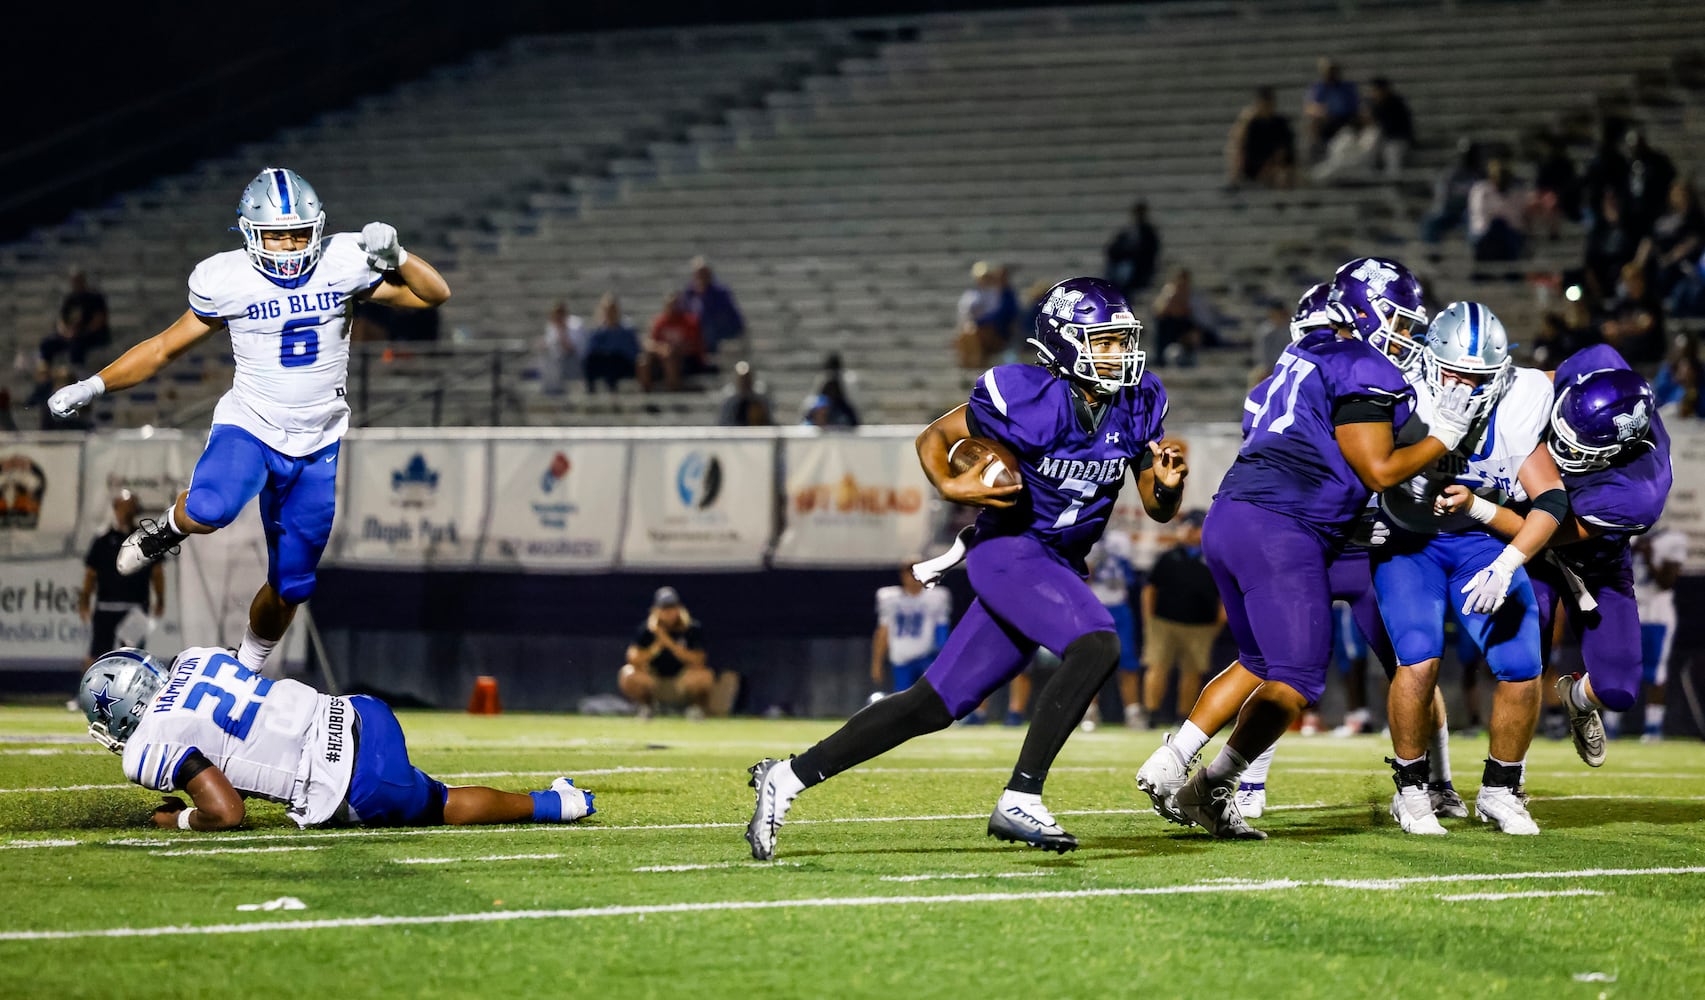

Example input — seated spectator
[955,261,1002,369]
[1420,139,1483,244]
[1304,58,1360,158]
[1598,262,1665,364]
[1639,179,1705,297]
[981,266,1021,361]
[581,293,640,393]
[617,587,736,720]
[1620,129,1678,241]
[1584,189,1641,298]
[801,352,860,428]
[1528,133,1581,238]
[1468,159,1528,262]
[717,361,774,426]
[638,292,710,393]
[540,300,586,396]
[1653,335,1704,419]
[1312,107,1381,185]
[60,269,110,351]
[1226,87,1295,189]
[682,257,745,356]
[1581,118,1631,228]
[1668,246,1705,318]
[1150,268,1219,368]
[1365,77,1413,176]
[1105,201,1161,298]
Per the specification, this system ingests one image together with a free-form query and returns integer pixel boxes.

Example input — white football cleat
[1390,786,1448,835]
[1556,674,1607,767]
[745,757,803,861]
[1234,782,1266,819]
[116,516,186,576]
[987,791,1077,853]
[1428,782,1469,819]
[1175,770,1267,840]
[1475,784,1540,835]
[1136,734,1197,826]
[548,777,596,821]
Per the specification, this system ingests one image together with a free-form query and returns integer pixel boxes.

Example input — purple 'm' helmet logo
[1028,276,1145,395]
[1326,256,1428,370]
[1289,282,1336,342]
[1548,368,1656,474]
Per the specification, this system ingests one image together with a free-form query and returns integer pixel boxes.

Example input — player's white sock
[1172,720,1210,760]
[1644,704,1665,733]
[1568,678,1598,711]
[1429,723,1452,785]
[1241,744,1276,785]
[237,628,280,672]
[1394,753,1425,769]
[1202,745,1249,785]
[166,505,190,536]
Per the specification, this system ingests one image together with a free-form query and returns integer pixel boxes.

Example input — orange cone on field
[468,676,502,715]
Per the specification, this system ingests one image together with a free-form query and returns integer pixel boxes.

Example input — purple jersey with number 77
[1219,330,1413,539]
[965,363,1168,569]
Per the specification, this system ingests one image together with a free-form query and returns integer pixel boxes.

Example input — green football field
[1,708,1702,999]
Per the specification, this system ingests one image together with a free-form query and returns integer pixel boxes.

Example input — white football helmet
[1421,301,1513,423]
[237,167,325,286]
[78,649,169,753]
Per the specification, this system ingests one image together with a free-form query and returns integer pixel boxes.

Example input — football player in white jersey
[1373,302,1565,836]
[871,563,954,695]
[77,646,594,830]
[49,168,450,673]
[1633,524,1686,740]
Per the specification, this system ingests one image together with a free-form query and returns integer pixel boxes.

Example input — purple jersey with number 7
[965,363,1168,569]
[1218,330,1413,539]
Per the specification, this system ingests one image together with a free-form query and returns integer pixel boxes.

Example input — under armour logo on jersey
[1105,432,1120,444]
[1614,401,1650,442]
[1043,287,1086,320]
[1350,259,1399,293]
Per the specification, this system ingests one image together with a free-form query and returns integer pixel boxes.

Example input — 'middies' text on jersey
[1552,344,1673,564]
[1380,365,1551,534]
[1219,331,1414,538]
[188,233,386,456]
[120,646,354,827]
[966,364,1167,568]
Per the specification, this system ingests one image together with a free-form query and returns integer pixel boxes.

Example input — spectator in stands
[1654,334,1704,419]
[1420,139,1483,244]
[983,266,1022,359]
[540,300,585,396]
[1639,179,1705,298]
[60,269,110,352]
[1468,159,1528,262]
[1620,129,1677,240]
[1304,58,1360,158]
[1225,87,1295,189]
[683,257,746,356]
[1105,201,1161,299]
[1581,118,1631,228]
[1668,247,1705,318]
[956,261,1002,369]
[618,586,734,720]
[581,293,640,394]
[638,291,709,393]
[1598,261,1665,364]
[1150,268,1218,367]
[1140,510,1223,724]
[1311,106,1382,185]
[717,360,774,426]
[1529,133,1582,238]
[801,352,860,428]
[31,299,100,426]
[1584,189,1641,298]
[1365,77,1413,177]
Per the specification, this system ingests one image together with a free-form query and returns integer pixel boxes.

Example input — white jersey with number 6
[120,645,355,827]
[187,233,385,456]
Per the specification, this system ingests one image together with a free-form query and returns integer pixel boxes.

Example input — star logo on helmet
[1350,260,1399,293]
[1613,401,1650,443]
[90,681,118,723]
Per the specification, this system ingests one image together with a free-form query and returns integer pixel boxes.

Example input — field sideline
[1,708,1702,998]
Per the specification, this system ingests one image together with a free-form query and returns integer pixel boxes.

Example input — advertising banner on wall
[620,439,773,568]
[0,557,183,670]
[331,438,486,566]
[1104,424,1242,570]
[773,433,934,566]
[0,440,84,559]
[479,440,627,570]
[76,432,199,548]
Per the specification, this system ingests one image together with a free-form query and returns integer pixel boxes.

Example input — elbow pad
[1531,488,1569,524]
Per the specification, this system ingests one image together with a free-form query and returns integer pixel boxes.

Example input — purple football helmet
[1548,367,1656,474]
[1325,257,1428,370]
[1289,282,1336,342]
[1029,276,1145,394]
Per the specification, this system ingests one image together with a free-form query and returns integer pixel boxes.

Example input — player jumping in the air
[1376,303,1564,836]
[49,168,451,674]
[746,277,1183,859]
[77,647,594,831]
[1436,343,1671,768]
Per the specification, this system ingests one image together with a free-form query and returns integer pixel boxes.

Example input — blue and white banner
[332,438,486,566]
[620,439,774,568]
[479,440,627,570]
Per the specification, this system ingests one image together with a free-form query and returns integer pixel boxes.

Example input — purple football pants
[923,533,1115,717]
[1527,550,1642,711]
[1328,549,1397,677]
[1203,499,1335,704]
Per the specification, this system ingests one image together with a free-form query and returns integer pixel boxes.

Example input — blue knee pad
[184,425,271,529]
[1373,546,1448,666]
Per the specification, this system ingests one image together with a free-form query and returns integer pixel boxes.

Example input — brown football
[947,437,1023,489]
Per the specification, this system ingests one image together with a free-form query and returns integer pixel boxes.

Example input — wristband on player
[1153,481,1182,507]
[1463,495,1498,524]
[177,807,198,830]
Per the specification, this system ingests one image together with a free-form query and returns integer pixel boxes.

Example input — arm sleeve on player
[1531,487,1570,523]
[173,749,213,789]
[1332,395,1399,426]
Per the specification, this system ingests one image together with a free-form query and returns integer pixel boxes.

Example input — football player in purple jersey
[1437,344,1671,768]
[745,277,1183,860]
[1167,257,1482,839]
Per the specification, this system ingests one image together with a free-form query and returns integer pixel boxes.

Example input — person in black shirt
[79,491,165,667]
[619,586,727,719]
[1105,201,1161,299]
[1139,510,1224,722]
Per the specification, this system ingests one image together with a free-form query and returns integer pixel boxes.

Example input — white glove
[1460,544,1524,616]
[1365,518,1391,547]
[1427,382,1476,452]
[48,375,104,419]
[359,221,407,272]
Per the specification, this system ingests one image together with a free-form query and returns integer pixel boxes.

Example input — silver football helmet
[78,649,169,753]
[237,167,325,285]
[1421,301,1513,423]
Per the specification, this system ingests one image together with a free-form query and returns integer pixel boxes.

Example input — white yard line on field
[0,783,131,795]
[0,866,1696,941]
[632,862,802,872]
[2,839,78,849]
[879,872,1054,882]
[1436,889,1606,902]
[394,853,565,865]
[148,846,323,857]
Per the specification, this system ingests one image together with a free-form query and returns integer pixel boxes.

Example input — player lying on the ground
[1437,343,1672,769]
[746,276,1183,860]
[50,168,451,676]
[77,646,594,830]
